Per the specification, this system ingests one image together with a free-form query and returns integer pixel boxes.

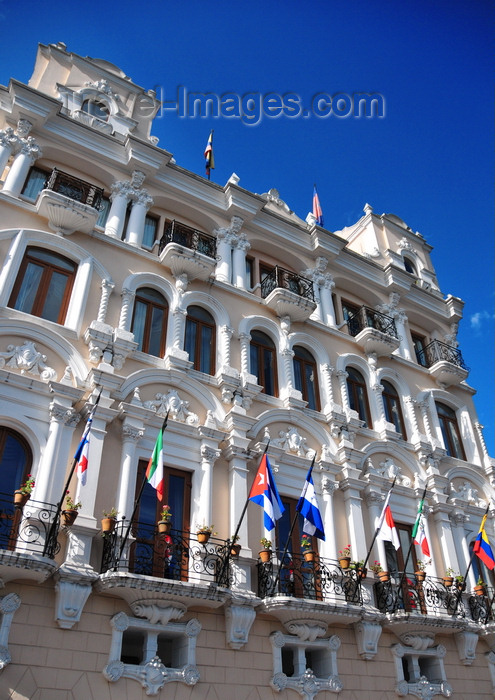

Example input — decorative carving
[130,602,185,625]
[225,604,256,649]
[0,340,56,381]
[364,457,410,486]
[84,78,121,101]
[272,426,315,458]
[285,621,327,641]
[446,480,486,508]
[354,620,382,660]
[122,425,144,442]
[144,390,199,425]
[396,677,452,699]
[262,188,293,214]
[455,631,478,666]
[400,633,435,651]
[54,579,94,629]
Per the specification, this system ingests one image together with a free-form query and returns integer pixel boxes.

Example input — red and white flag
[377,490,400,550]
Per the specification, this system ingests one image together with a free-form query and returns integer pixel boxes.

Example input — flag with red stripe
[75,392,100,486]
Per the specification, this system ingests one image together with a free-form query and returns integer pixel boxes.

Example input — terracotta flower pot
[474,584,486,596]
[61,509,78,527]
[415,571,426,582]
[443,576,454,588]
[303,550,316,563]
[357,567,367,580]
[230,543,241,557]
[377,571,390,582]
[259,549,272,563]
[197,531,211,544]
[158,520,172,534]
[101,517,116,533]
[14,490,30,509]
[339,556,351,570]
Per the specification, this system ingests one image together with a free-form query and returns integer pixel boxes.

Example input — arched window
[184,305,215,374]
[250,330,278,396]
[435,402,466,460]
[131,287,168,357]
[0,427,32,498]
[382,380,406,439]
[346,367,371,428]
[81,99,109,121]
[293,346,320,411]
[403,257,417,275]
[8,247,76,324]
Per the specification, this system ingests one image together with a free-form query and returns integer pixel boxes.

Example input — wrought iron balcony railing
[260,266,315,302]
[415,339,469,371]
[373,572,471,619]
[0,491,60,559]
[100,520,236,588]
[44,168,104,210]
[346,306,398,339]
[158,220,217,259]
[257,551,364,604]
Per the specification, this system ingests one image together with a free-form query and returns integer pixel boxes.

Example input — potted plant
[157,504,172,533]
[101,507,118,534]
[338,544,351,569]
[230,534,241,557]
[61,493,81,527]
[196,523,215,544]
[259,537,272,562]
[443,567,454,588]
[371,561,389,582]
[415,559,428,582]
[353,560,367,579]
[14,475,35,508]
[455,574,466,592]
[474,576,486,596]
[301,534,315,562]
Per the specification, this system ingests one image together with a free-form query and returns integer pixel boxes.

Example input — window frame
[130,287,168,357]
[381,380,406,439]
[8,246,77,325]
[435,401,466,460]
[249,329,278,397]
[346,366,372,428]
[184,305,216,375]
[293,345,320,411]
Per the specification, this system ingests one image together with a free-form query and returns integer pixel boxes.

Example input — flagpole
[270,455,317,595]
[392,485,428,612]
[43,389,102,557]
[217,440,270,585]
[360,476,397,579]
[454,503,491,618]
[117,413,169,563]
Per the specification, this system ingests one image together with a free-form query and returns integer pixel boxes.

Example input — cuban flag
[312,185,324,226]
[296,461,325,540]
[249,454,285,531]
[474,513,495,570]
[75,392,100,486]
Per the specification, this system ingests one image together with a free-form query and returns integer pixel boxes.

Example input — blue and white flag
[296,460,325,540]
[249,454,285,531]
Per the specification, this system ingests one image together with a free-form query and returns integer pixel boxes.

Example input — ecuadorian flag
[474,514,495,570]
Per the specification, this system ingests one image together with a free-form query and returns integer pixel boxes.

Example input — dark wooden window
[382,380,406,439]
[346,367,372,427]
[341,299,360,323]
[276,496,319,599]
[411,333,428,367]
[142,214,159,249]
[293,345,320,411]
[21,166,49,200]
[435,402,466,460]
[250,330,278,396]
[8,246,76,324]
[403,257,417,275]
[184,305,216,374]
[245,256,254,289]
[131,287,168,357]
[0,427,32,551]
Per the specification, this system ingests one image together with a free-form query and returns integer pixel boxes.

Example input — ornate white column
[239,332,251,378]
[118,288,135,331]
[2,136,43,197]
[126,189,154,247]
[432,504,459,576]
[336,370,350,413]
[172,306,187,351]
[340,480,367,561]
[0,127,17,179]
[105,181,130,239]
[97,279,115,324]
[281,347,295,399]
[226,445,251,551]
[215,228,232,283]
[376,293,410,359]
[418,397,435,445]
[450,510,473,586]
[372,382,386,431]
[404,396,421,443]
[232,235,250,289]
[320,477,338,561]
[34,402,78,504]
[365,491,388,571]
[219,324,234,373]
[302,258,336,326]
[321,364,335,413]
[196,445,221,528]
[116,424,144,520]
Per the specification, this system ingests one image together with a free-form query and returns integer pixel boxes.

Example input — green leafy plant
[160,505,172,521]
[444,567,454,577]
[416,559,430,572]
[17,475,35,494]
[477,576,484,586]
[260,537,272,549]
[338,544,351,558]
[231,534,240,543]
[65,493,82,510]
[301,535,312,550]
[103,507,118,518]
[196,523,216,534]
[370,560,383,574]
[455,574,464,583]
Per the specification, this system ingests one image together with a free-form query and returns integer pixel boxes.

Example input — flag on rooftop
[312,184,324,226]
[249,454,285,531]
[296,460,325,540]
[204,129,215,179]
[412,495,430,557]
[145,417,168,502]
[377,488,400,550]
[75,392,100,486]
[474,513,495,570]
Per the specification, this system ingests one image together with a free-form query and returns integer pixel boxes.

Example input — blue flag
[249,454,285,531]
[296,461,325,540]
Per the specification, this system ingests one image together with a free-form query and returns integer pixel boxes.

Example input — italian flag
[412,496,430,557]
[145,427,164,502]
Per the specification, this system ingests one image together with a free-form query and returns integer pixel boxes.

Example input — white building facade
[0,42,494,699]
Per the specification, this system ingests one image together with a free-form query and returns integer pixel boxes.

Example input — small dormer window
[403,256,417,275]
[81,99,109,121]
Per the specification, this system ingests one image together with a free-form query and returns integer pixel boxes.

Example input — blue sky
[1,0,493,453]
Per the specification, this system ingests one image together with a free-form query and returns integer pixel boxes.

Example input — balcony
[261,266,316,322]
[36,167,104,234]
[416,339,469,387]
[346,306,400,356]
[0,492,59,584]
[158,220,217,282]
